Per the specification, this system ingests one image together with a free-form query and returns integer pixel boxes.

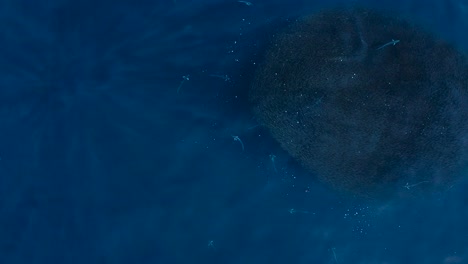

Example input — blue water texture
[0,0,468,263]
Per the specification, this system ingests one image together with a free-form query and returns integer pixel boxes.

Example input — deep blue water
[1,0,468,263]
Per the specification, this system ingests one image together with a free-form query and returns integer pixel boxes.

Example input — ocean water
[0,0,467,263]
